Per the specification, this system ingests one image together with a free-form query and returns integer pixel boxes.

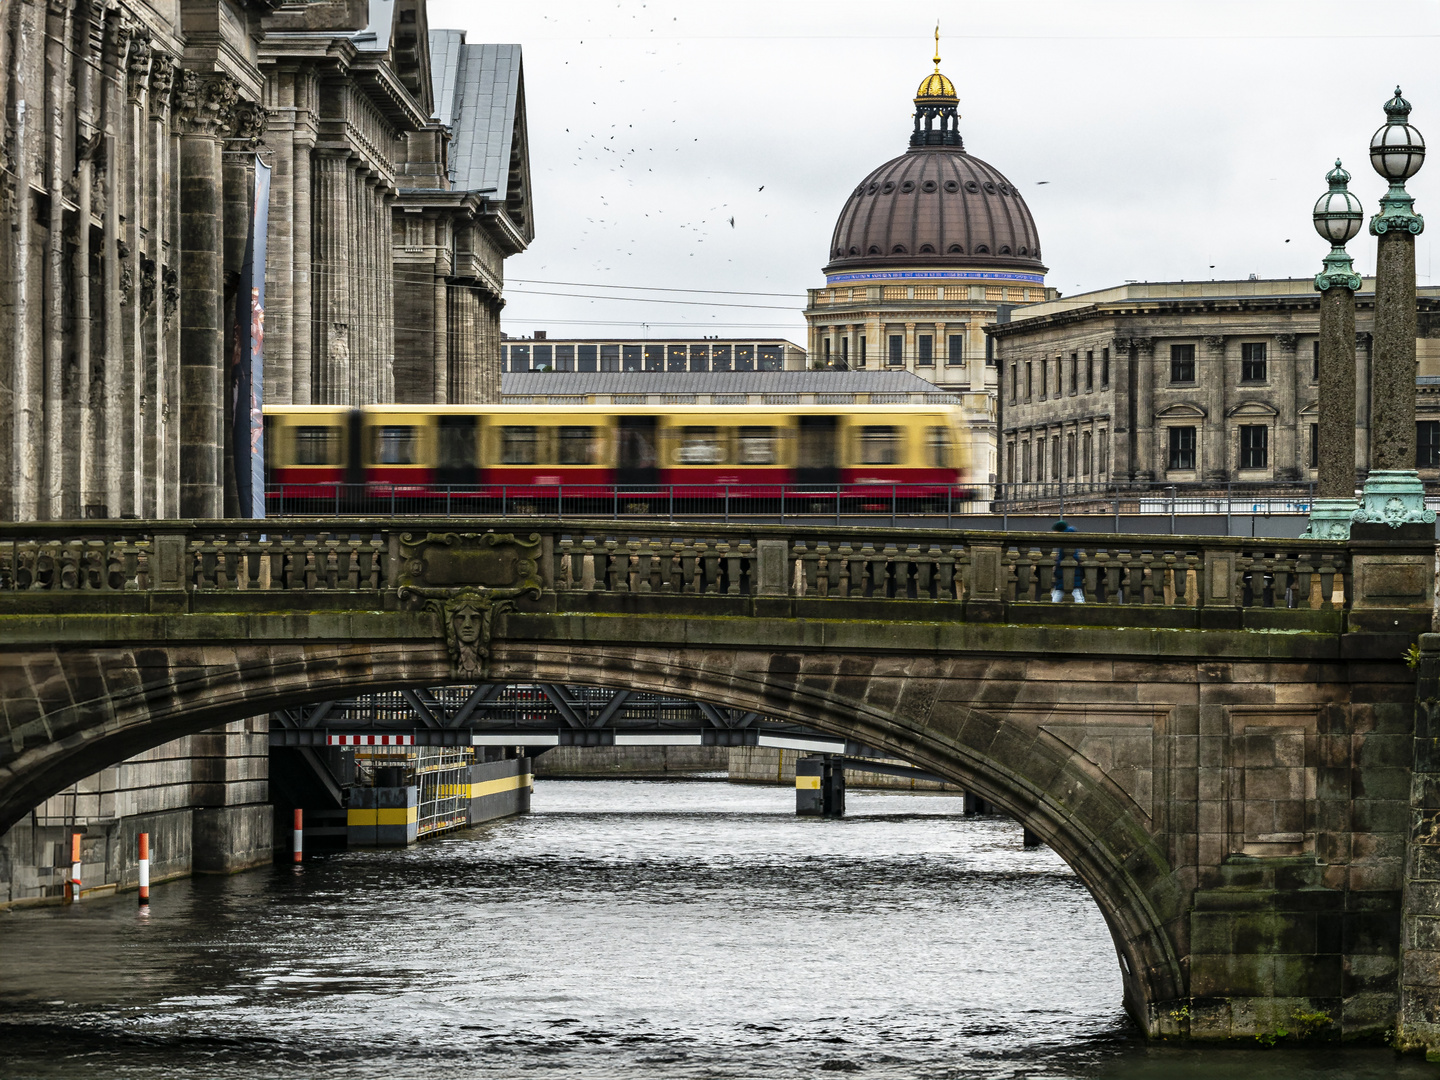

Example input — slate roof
[501,370,949,396]
[428,30,522,194]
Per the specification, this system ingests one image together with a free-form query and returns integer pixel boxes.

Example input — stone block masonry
[0,718,272,907]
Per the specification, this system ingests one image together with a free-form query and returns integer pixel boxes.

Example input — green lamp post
[1303,160,1364,539]
[1353,87,1435,531]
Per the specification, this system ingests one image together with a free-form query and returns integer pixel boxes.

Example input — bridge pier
[796,755,844,818]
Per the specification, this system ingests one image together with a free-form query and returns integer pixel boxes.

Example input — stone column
[1201,335,1228,482]
[1304,162,1363,540]
[263,70,295,405]
[99,16,129,519]
[222,104,263,519]
[312,152,351,404]
[143,57,175,518]
[291,129,314,404]
[1132,337,1155,483]
[1354,88,1434,533]
[174,70,237,518]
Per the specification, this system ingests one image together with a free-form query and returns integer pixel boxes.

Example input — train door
[616,416,659,486]
[796,415,840,485]
[436,414,480,487]
[344,409,364,487]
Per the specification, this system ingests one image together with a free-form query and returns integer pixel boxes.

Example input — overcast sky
[428,0,1440,345]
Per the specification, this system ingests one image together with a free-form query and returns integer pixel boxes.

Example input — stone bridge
[1,517,1438,1048]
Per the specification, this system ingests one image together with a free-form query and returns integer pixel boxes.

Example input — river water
[0,780,1431,1079]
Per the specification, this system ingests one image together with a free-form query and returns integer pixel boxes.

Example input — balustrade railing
[0,520,1360,616]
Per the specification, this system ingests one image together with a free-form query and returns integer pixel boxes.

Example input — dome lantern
[912,25,962,149]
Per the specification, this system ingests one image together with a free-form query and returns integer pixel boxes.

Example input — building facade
[802,44,1058,482]
[988,278,1440,490]
[0,0,530,523]
[502,336,805,373]
[499,369,952,406]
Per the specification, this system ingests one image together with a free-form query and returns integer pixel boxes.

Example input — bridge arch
[0,636,1184,1033]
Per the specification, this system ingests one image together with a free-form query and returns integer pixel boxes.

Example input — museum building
[802,38,1057,482]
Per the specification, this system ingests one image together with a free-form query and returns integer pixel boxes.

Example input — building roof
[501,370,946,396]
[428,34,523,194]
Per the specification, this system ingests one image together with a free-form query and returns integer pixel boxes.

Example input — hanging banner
[234,156,270,518]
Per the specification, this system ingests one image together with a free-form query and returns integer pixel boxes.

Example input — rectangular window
[1082,431,1093,476]
[500,426,538,466]
[1102,349,1110,388]
[1239,424,1268,469]
[1021,439,1031,483]
[295,426,339,466]
[535,345,555,371]
[1312,340,1320,382]
[1065,431,1076,477]
[1025,362,1033,399]
[1241,342,1267,383]
[823,339,832,364]
[510,345,529,371]
[689,345,709,372]
[841,337,849,365]
[1310,423,1319,468]
[1099,430,1109,476]
[926,426,951,468]
[1085,351,1094,391]
[1168,426,1196,470]
[677,426,724,465]
[373,425,418,466]
[738,426,776,465]
[1070,353,1078,394]
[578,344,598,372]
[948,334,964,365]
[645,344,665,371]
[1419,420,1440,468]
[736,344,755,371]
[859,425,901,465]
[1040,359,1048,397]
[667,345,687,371]
[558,426,596,466]
[888,335,904,365]
[622,344,642,371]
[858,335,866,367]
[758,345,783,370]
[600,344,619,372]
[1170,343,1196,383]
[1006,443,1017,484]
[1051,438,1061,480]
[711,344,732,371]
[917,334,934,366]
[1034,436,1045,481]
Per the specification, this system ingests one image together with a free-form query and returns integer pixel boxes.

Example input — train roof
[264,403,968,417]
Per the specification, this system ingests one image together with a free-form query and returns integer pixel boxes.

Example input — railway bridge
[1,517,1438,1047]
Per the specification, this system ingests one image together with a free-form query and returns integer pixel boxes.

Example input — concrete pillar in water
[796,755,844,818]
[1304,160,1364,539]
[1353,88,1435,534]
[175,71,237,518]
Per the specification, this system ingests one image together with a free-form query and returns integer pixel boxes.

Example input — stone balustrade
[0,519,1427,631]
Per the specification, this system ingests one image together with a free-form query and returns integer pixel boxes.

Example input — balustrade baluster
[815,541,831,597]
[649,540,665,593]
[701,542,720,595]
[581,539,598,591]
[556,538,576,590]
[736,541,754,595]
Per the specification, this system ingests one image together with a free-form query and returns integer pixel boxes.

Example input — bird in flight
[1036,180,1050,185]
[728,216,735,228]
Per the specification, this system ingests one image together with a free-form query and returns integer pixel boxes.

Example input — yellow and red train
[263,403,974,499]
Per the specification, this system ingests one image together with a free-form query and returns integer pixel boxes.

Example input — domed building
[803,40,1056,481]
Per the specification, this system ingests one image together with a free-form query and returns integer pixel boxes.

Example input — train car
[264,403,973,509]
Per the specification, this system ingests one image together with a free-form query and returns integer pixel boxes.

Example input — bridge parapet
[0,518,1429,633]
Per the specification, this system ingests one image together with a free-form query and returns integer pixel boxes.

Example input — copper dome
[824,147,1045,277]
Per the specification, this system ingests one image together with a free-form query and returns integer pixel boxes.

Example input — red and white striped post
[292,808,303,864]
[67,833,82,903]
[137,832,150,906]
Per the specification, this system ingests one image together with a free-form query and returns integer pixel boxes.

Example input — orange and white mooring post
[138,832,150,906]
[292,808,303,863]
[67,833,82,903]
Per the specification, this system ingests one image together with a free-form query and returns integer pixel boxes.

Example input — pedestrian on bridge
[1050,519,1084,604]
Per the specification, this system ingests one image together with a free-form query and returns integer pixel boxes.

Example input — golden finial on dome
[934,22,941,72]
[914,24,958,104]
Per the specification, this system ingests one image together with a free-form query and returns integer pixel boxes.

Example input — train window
[558,426,597,465]
[501,426,538,465]
[438,423,476,471]
[295,426,339,466]
[738,426,776,465]
[927,426,951,469]
[859,426,902,466]
[373,425,417,465]
[677,427,724,465]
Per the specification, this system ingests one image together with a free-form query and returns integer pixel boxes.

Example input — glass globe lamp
[1371,87,1425,182]
[1313,159,1363,244]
